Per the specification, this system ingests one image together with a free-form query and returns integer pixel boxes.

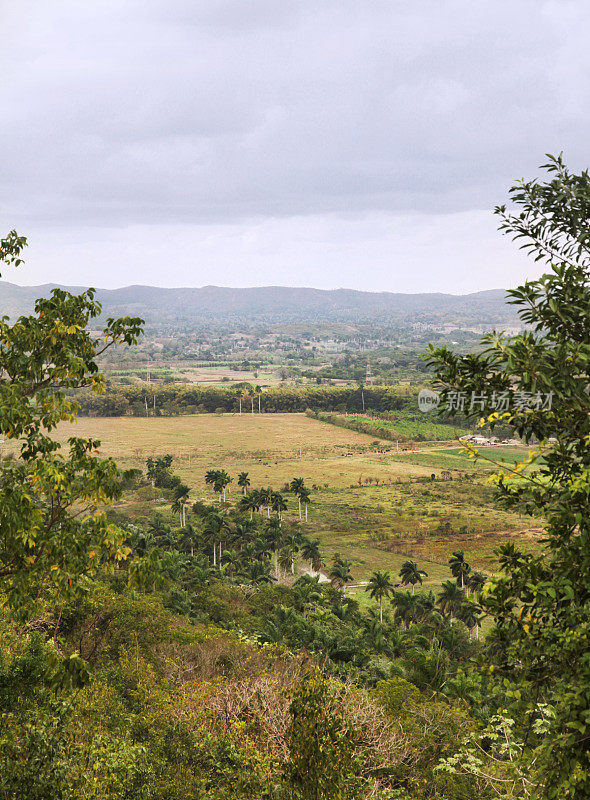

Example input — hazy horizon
[1,277,508,298]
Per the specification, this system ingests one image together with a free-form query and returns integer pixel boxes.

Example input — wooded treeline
[73,384,417,416]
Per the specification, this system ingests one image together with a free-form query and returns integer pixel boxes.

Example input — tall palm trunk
[379,598,383,623]
[298,498,301,519]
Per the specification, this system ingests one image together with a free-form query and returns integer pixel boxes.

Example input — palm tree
[205,469,221,490]
[148,514,172,547]
[356,379,365,412]
[299,487,311,521]
[467,570,487,597]
[458,599,483,640]
[329,554,354,595]
[236,388,243,415]
[300,537,323,573]
[293,574,323,609]
[218,470,232,502]
[281,531,301,574]
[172,483,190,526]
[265,518,284,579]
[391,590,420,629]
[240,491,260,520]
[399,560,428,595]
[255,385,262,413]
[260,486,273,518]
[449,550,471,590]
[178,522,199,557]
[220,549,242,580]
[365,570,394,623]
[237,471,250,495]
[290,477,306,519]
[438,580,464,624]
[203,512,227,568]
[271,491,287,520]
[232,521,255,550]
[242,560,275,586]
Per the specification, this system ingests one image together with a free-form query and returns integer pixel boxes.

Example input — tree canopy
[426,154,590,798]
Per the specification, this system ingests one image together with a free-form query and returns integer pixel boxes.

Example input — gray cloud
[0,1,588,288]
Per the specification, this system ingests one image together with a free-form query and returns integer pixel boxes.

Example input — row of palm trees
[143,508,325,585]
[204,470,312,522]
[236,386,263,415]
[363,552,488,635]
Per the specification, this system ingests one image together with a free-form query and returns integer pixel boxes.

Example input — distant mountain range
[0,282,518,327]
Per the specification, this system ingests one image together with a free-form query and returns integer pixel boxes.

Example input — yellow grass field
[44,412,440,489]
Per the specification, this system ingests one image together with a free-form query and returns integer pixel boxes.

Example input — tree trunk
[305,504,308,521]
[213,543,217,567]
[380,599,383,623]
[298,498,301,519]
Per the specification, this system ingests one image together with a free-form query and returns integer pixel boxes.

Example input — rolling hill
[0,281,517,327]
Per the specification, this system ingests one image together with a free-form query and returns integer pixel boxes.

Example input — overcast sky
[1,0,588,293]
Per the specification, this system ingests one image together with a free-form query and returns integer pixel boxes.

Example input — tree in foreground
[365,570,394,622]
[0,232,143,616]
[285,667,357,800]
[426,155,590,798]
[466,570,487,596]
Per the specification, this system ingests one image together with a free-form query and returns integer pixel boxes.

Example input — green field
[341,413,471,441]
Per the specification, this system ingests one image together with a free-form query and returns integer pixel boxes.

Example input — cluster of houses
[459,434,522,446]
